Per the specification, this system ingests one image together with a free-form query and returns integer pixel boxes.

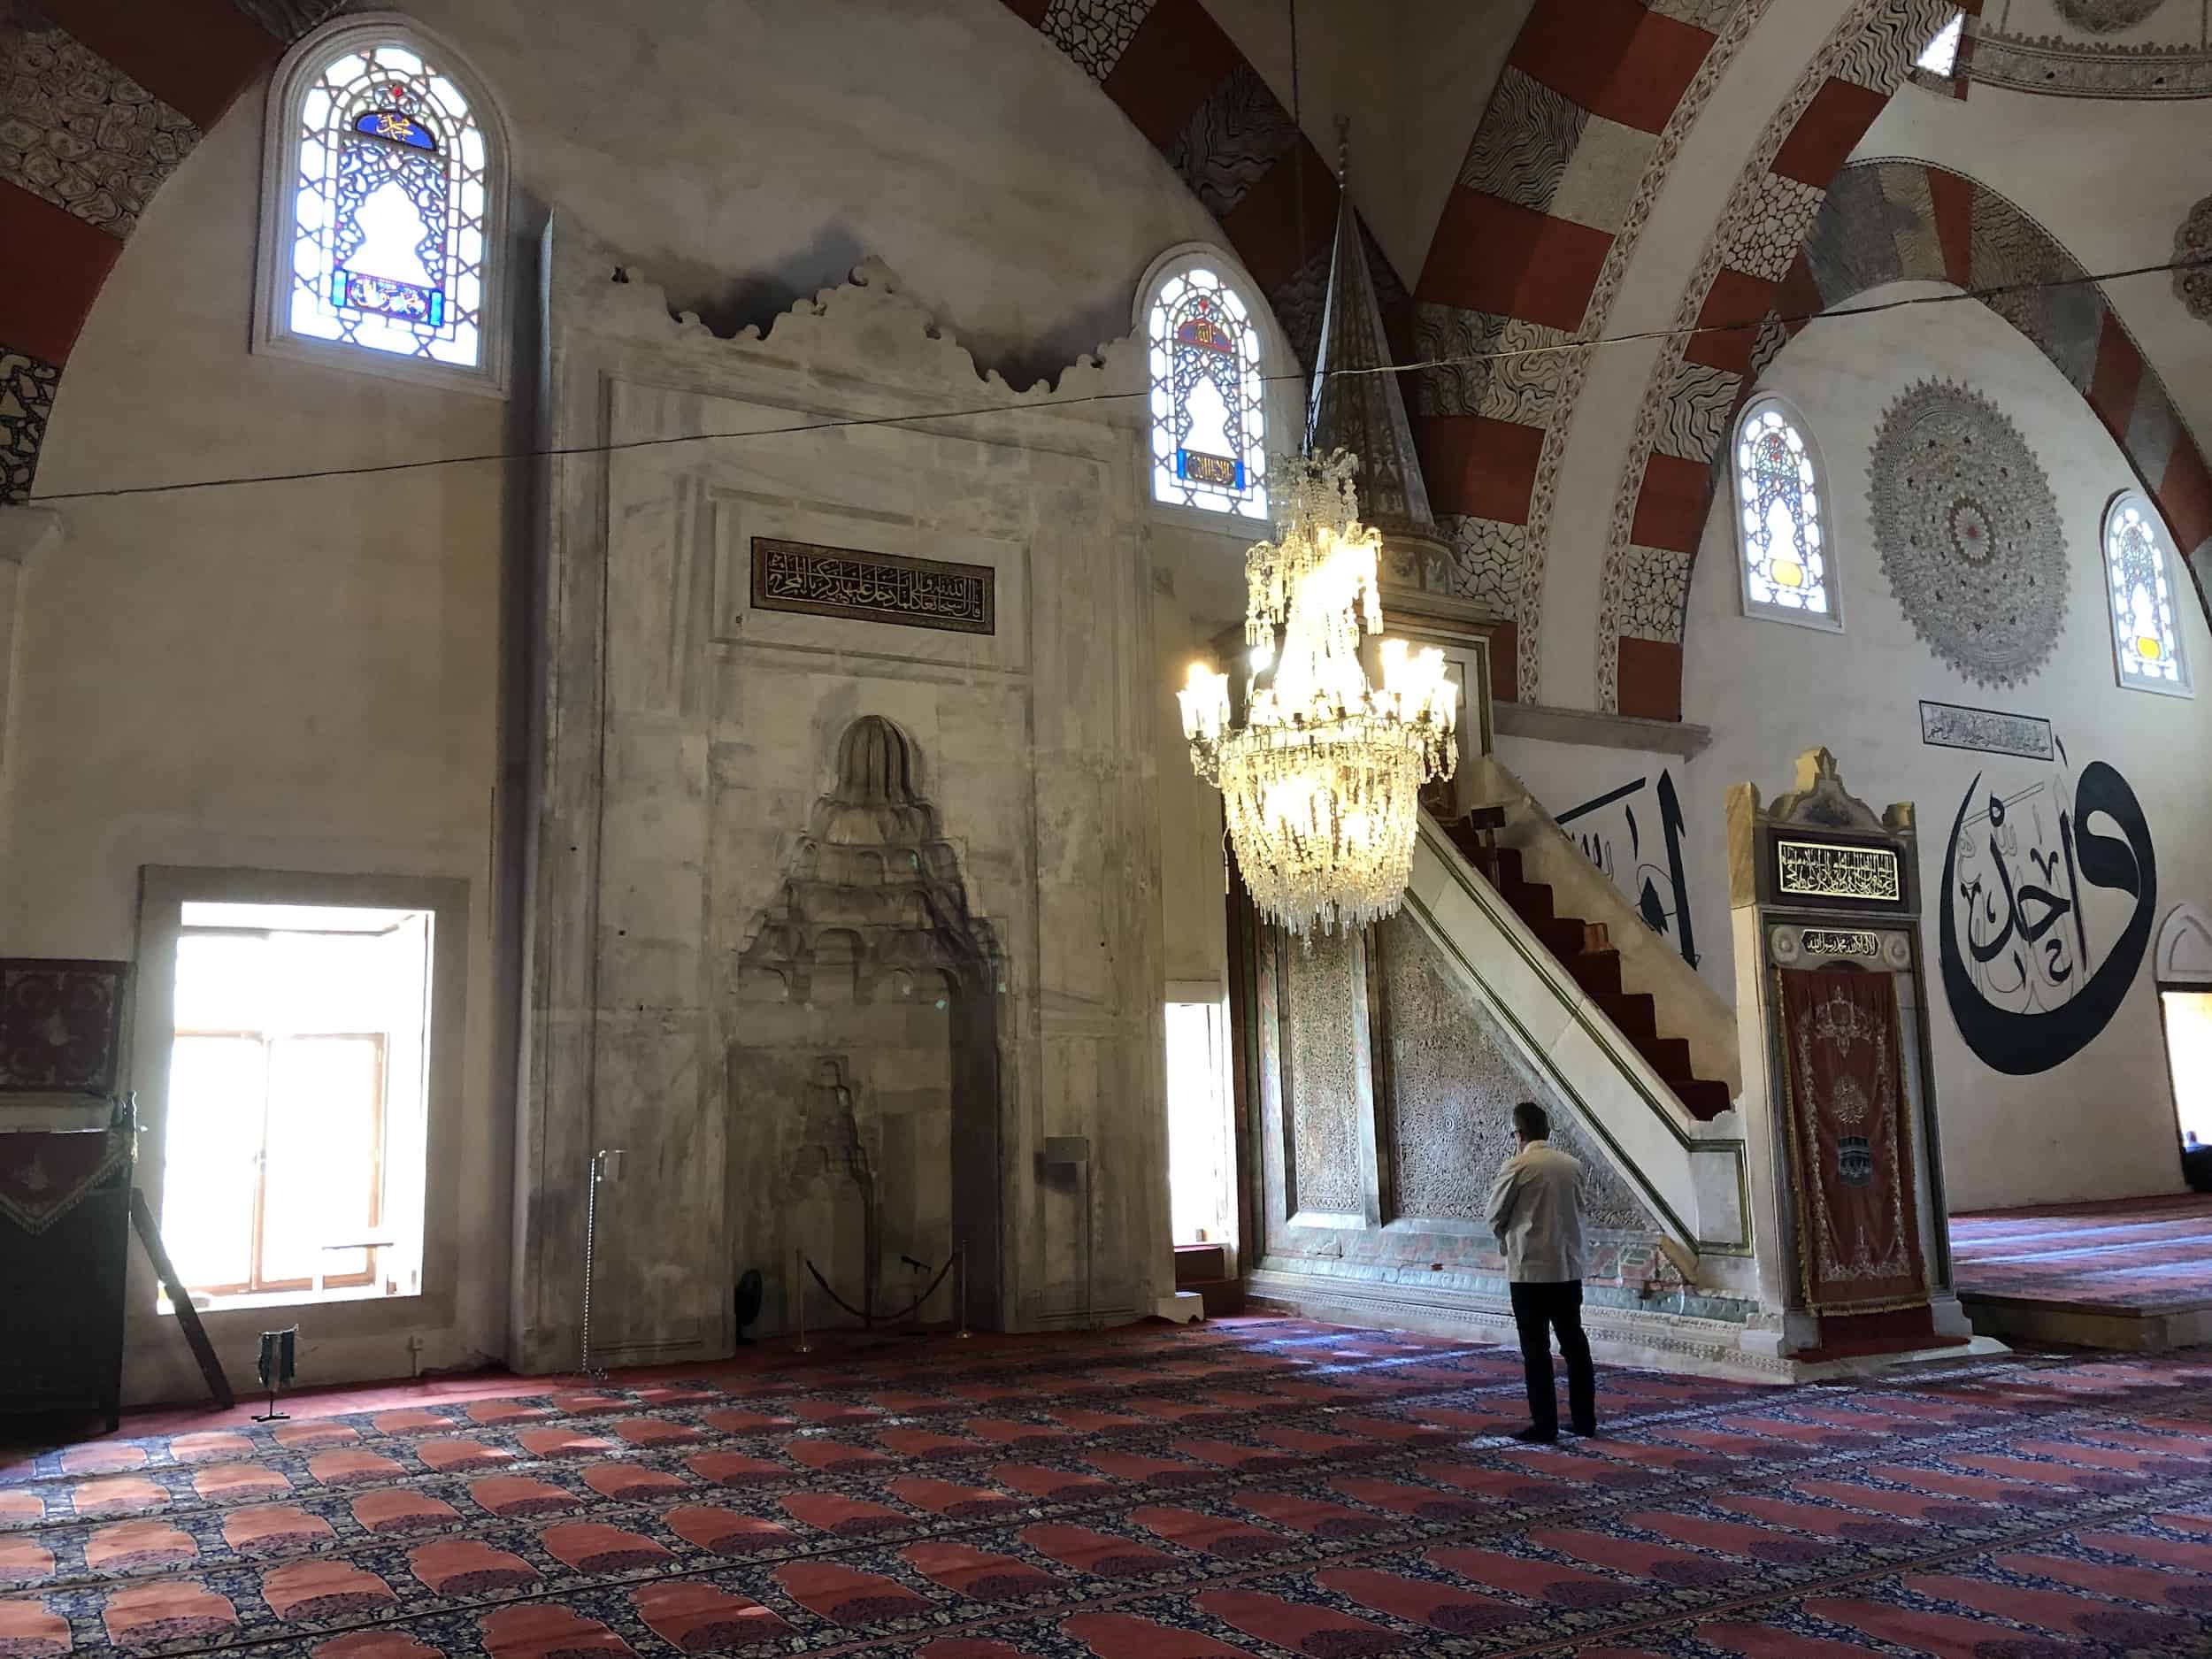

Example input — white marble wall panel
[516,227,1170,1367]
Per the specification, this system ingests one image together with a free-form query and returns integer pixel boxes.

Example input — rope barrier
[803,1251,956,1328]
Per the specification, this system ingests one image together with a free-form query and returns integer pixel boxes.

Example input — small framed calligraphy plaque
[749,537,995,636]
[1771,837,1904,909]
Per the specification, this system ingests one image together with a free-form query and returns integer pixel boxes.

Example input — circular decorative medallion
[2177,194,2212,324]
[1869,381,2067,688]
[1770,926,1801,964]
[1880,931,1912,972]
[2053,0,2170,33]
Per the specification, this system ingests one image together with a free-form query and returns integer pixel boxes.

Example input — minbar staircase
[1442,828,1732,1123]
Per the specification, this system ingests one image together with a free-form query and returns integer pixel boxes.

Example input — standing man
[1486,1101,1595,1442]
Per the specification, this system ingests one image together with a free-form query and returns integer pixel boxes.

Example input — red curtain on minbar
[1778,966,1929,1314]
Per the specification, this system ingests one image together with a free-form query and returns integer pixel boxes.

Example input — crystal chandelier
[1179,450,1457,941]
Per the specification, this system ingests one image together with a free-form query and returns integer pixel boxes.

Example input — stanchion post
[794,1248,813,1356]
[955,1244,971,1340]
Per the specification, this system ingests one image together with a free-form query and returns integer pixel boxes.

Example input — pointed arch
[2158,904,2212,987]
[1598,155,2211,719]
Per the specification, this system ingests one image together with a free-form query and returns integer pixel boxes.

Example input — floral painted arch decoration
[255,17,511,395]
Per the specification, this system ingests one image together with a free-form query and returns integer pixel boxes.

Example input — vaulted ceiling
[2,0,2203,720]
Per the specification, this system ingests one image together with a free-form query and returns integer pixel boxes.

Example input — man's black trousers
[1509,1279,1595,1436]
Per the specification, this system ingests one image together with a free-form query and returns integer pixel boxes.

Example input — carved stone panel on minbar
[1282,929,1364,1217]
[1377,914,1653,1237]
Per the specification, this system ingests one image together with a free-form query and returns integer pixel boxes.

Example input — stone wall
[513,225,1173,1369]
[9,0,1228,1401]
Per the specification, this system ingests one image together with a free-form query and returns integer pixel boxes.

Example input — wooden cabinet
[0,1120,134,1431]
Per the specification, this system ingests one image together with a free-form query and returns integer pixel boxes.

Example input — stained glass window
[1148,265,1269,521]
[2103,494,2193,695]
[264,27,503,384]
[1916,11,1964,77]
[1735,401,1836,626]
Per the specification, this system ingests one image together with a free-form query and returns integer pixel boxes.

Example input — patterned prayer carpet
[1950,1194,2212,1312]
[4,1317,2212,1658]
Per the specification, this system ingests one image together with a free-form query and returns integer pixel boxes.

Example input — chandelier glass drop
[1178,449,1458,941]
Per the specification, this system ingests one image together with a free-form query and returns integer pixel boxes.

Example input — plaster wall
[1678,288,2212,1210]
[13,0,1233,1400]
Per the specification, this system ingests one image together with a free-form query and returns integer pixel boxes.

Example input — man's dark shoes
[1511,1425,1556,1443]
[1569,1423,1598,1438]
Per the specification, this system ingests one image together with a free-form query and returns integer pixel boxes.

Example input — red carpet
[3,1317,2210,1656]
[1951,1194,2212,1312]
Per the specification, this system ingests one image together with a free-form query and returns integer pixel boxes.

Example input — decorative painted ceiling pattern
[2178,194,2212,321]
[2051,0,2170,31]
[1000,1,1764,706]
[1591,0,1978,720]
[1868,380,2070,687]
[1970,0,2212,97]
[1409,0,1770,705]
[1002,0,1356,359]
[0,0,343,503]
[1602,156,2212,720]
[1401,0,1771,704]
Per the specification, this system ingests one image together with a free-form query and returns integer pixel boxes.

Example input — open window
[2159,905,2212,1191]
[1164,991,1233,1249]
[1910,10,1972,98]
[134,869,468,1317]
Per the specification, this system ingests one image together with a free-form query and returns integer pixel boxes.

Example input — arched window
[2102,493,2193,695]
[1732,398,1839,629]
[1141,251,1271,524]
[1916,11,1964,78]
[255,17,511,395]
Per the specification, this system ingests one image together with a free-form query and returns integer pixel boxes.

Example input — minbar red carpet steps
[4,1319,2211,1657]
[1445,832,1734,1121]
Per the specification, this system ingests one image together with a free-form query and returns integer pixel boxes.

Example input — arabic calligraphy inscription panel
[750,536,995,635]
[1775,840,1901,904]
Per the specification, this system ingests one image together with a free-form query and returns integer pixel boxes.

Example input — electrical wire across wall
[20,254,2209,508]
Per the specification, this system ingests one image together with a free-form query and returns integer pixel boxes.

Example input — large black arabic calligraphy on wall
[1555,771,1697,969]
[1939,737,2157,1076]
